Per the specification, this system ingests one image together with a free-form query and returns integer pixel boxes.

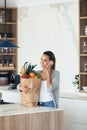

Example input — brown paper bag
[20,78,41,107]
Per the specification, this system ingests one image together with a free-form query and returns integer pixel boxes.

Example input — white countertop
[1,87,87,101]
[0,104,63,117]
[0,86,19,93]
[60,90,87,100]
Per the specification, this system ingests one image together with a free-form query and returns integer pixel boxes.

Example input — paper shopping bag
[20,78,41,107]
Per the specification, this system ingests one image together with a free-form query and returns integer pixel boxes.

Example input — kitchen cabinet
[74,99,87,130]
[0,7,18,86]
[74,99,87,125]
[59,98,74,130]
[60,93,87,130]
[0,104,64,130]
[74,124,87,130]
[79,0,87,92]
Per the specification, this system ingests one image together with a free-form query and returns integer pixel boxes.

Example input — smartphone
[49,61,53,65]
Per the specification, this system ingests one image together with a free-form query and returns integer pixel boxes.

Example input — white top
[39,80,54,102]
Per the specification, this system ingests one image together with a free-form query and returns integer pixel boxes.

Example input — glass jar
[85,25,87,35]
[83,40,87,53]
[83,62,87,72]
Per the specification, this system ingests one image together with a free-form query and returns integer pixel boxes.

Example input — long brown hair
[43,51,56,70]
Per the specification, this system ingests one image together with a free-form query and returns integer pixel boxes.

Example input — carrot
[29,72,35,78]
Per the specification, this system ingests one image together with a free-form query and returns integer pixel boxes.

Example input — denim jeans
[38,100,55,108]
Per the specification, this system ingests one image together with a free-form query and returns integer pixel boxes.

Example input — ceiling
[0,0,77,7]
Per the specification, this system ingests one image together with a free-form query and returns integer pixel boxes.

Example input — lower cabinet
[59,98,74,130]
[0,109,64,130]
[60,97,87,130]
[74,100,87,124]
[74,99,87,130]
[74,123,87,130]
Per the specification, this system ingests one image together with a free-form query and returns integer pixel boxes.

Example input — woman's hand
[19,85,32,94]
[44,62,52,87]
[45,62,52,78]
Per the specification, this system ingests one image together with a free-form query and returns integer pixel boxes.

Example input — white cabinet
[74,123,87,130]
[74,99,87,130]
[74,100,87,124]
[59,98,74,130]
[60,97,87,130]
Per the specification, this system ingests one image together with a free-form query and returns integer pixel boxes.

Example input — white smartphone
[49,61,53,65]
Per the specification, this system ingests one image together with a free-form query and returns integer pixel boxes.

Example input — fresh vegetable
[20,62,40,79]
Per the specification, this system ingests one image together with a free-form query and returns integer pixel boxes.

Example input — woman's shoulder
[52,70,60,76]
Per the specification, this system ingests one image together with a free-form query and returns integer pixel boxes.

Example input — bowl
[0,77,8,85]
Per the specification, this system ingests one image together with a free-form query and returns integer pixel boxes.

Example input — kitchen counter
[1,87,87,102]
[0,86,20,103]
[0,86,17,92]
[1,86,87,101]
[60,90,87,100]
[0,103,63,117]
[0,104,64,130]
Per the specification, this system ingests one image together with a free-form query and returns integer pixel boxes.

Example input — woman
[18,51,60,108]
[38,51,60,108]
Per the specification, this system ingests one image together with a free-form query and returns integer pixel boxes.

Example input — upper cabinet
[0,7,18,86]
[79,0,87,92]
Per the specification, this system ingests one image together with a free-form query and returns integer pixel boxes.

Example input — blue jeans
[38,101,55,108]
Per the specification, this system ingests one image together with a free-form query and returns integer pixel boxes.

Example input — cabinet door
[74,123,87,130]
[59,98,74,130]
[74,100,87,124]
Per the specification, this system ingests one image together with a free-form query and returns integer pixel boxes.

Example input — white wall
[18,0,79,91]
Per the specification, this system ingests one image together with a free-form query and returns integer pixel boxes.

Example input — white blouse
[39,80,54,102]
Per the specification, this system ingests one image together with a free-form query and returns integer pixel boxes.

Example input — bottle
[83,62,87,72]
[83,40,87,53]
[85,25,87,35]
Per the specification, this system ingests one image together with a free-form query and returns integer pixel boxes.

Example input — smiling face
[40,51,56,70]
[40,54,50,69]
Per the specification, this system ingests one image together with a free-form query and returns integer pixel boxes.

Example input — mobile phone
[49,61,53,65]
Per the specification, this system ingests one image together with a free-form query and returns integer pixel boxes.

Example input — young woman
[38,51,60,108]
[18,51,60,108]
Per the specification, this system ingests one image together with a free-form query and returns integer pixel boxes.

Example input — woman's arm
[47,70,60,92]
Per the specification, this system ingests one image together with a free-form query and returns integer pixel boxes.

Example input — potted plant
[72,74,79,89]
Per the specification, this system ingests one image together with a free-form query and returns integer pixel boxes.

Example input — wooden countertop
[0,104,64,130]
[0,103,63,117]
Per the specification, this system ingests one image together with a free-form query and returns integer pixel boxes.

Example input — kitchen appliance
[9,74,20,89]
